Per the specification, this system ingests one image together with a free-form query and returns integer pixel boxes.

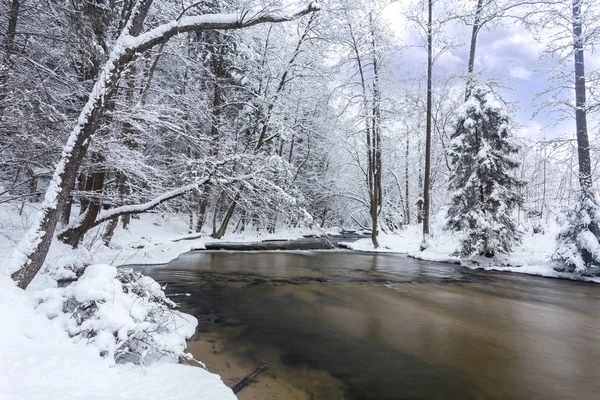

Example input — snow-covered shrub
[35,264,197,366]
[552,188,600,275]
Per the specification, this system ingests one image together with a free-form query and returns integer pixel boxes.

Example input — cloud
[509,66,533,80]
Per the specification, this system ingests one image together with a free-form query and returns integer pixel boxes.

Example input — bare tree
[421,0,434,250]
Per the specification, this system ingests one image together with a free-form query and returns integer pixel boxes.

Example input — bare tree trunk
[405,133,411,225]
[196,186,212,232]
[61,198,73,226]
[197,32,224,232]
[60,153,106,247]
[465,0,484,100]
[421,0,433,250]
[213,195,238,239]
[369,12,382,249]
[120,66,138,229]
[103,172,127,245]
[0,0,20,121]
[346,12,378,247]
[572,0,591,188]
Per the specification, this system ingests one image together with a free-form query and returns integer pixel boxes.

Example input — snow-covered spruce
[552,187,600,275]
[35,264,197,365]
[445,86,523,258]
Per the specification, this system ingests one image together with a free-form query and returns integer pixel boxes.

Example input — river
[142,250,600,400]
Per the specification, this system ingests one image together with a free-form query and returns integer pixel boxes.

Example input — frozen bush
[35,265,197,366]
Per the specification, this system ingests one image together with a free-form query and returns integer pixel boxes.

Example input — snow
[2,194,599,399]
[0,202,236,399]
[0,272,236,400]
[125,2,321,53]
[342,220,600,284]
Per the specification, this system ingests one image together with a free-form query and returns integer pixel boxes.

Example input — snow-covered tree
[446,86,523,258]
[552,187,600,274]
[546,0,600,276]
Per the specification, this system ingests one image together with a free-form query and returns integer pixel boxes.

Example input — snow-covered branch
[59,174,255,243]
[129,2,321,53]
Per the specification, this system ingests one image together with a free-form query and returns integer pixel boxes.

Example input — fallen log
[232,362,268,394]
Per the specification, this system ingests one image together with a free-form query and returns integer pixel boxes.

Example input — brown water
[143,251,600,400]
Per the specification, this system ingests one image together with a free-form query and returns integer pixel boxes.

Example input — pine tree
[446,86,523,258]
[552,188,600,274]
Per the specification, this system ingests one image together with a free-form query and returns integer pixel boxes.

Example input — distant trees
[446,87,523,257]
[330,2,390,247]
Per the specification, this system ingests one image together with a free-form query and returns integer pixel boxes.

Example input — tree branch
[130,2,322,54]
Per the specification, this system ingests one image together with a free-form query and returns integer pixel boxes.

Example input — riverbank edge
[340,229,600,284]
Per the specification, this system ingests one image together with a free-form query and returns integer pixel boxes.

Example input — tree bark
[0,0,20,121]
[369,12,382,249]
[421,0,433,250]
[465,0,484,100]
[572,0,591,188]
[60,153,106,247]
[213,194,239,239]
[405,133,411,225]
[197,31,224,233]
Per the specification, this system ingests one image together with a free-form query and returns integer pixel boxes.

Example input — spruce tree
[446,86,523,258]
[552,188,600,274]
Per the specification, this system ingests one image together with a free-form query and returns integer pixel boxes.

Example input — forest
[1,0,600,399]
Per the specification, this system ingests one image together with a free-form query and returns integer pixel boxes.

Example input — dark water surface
[142,251,600,400]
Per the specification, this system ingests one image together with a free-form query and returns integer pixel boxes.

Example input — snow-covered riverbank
[343,224,600,284]
[0,203,243,400]
[2,201,597,400]
[0,202,317,400]
[0,272,236,400]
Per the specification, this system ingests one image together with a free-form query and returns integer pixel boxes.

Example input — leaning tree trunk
[346,12,378,247]
[213,15,316,237]
[8,0,152,288]
[213,194,238,239]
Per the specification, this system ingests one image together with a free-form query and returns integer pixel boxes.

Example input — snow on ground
[343,219,600,284]
[0,202,238,400]
[0,201,315,400]
[2,200,598,400]
[92,212,311,267]
[0,274,236,400]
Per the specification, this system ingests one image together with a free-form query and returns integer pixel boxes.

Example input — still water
[143,251,600,400]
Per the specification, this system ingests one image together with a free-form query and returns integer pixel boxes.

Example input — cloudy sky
[381,0,600,142]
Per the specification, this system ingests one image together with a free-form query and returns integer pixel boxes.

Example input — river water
[143,251,600,400]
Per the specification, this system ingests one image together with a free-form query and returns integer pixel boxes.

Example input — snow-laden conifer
[552,187,600,275]
[446,86,523,258]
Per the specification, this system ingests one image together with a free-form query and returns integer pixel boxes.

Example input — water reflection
[144,251,600,400]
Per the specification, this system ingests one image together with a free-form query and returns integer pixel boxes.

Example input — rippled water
[142,251,600,400]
